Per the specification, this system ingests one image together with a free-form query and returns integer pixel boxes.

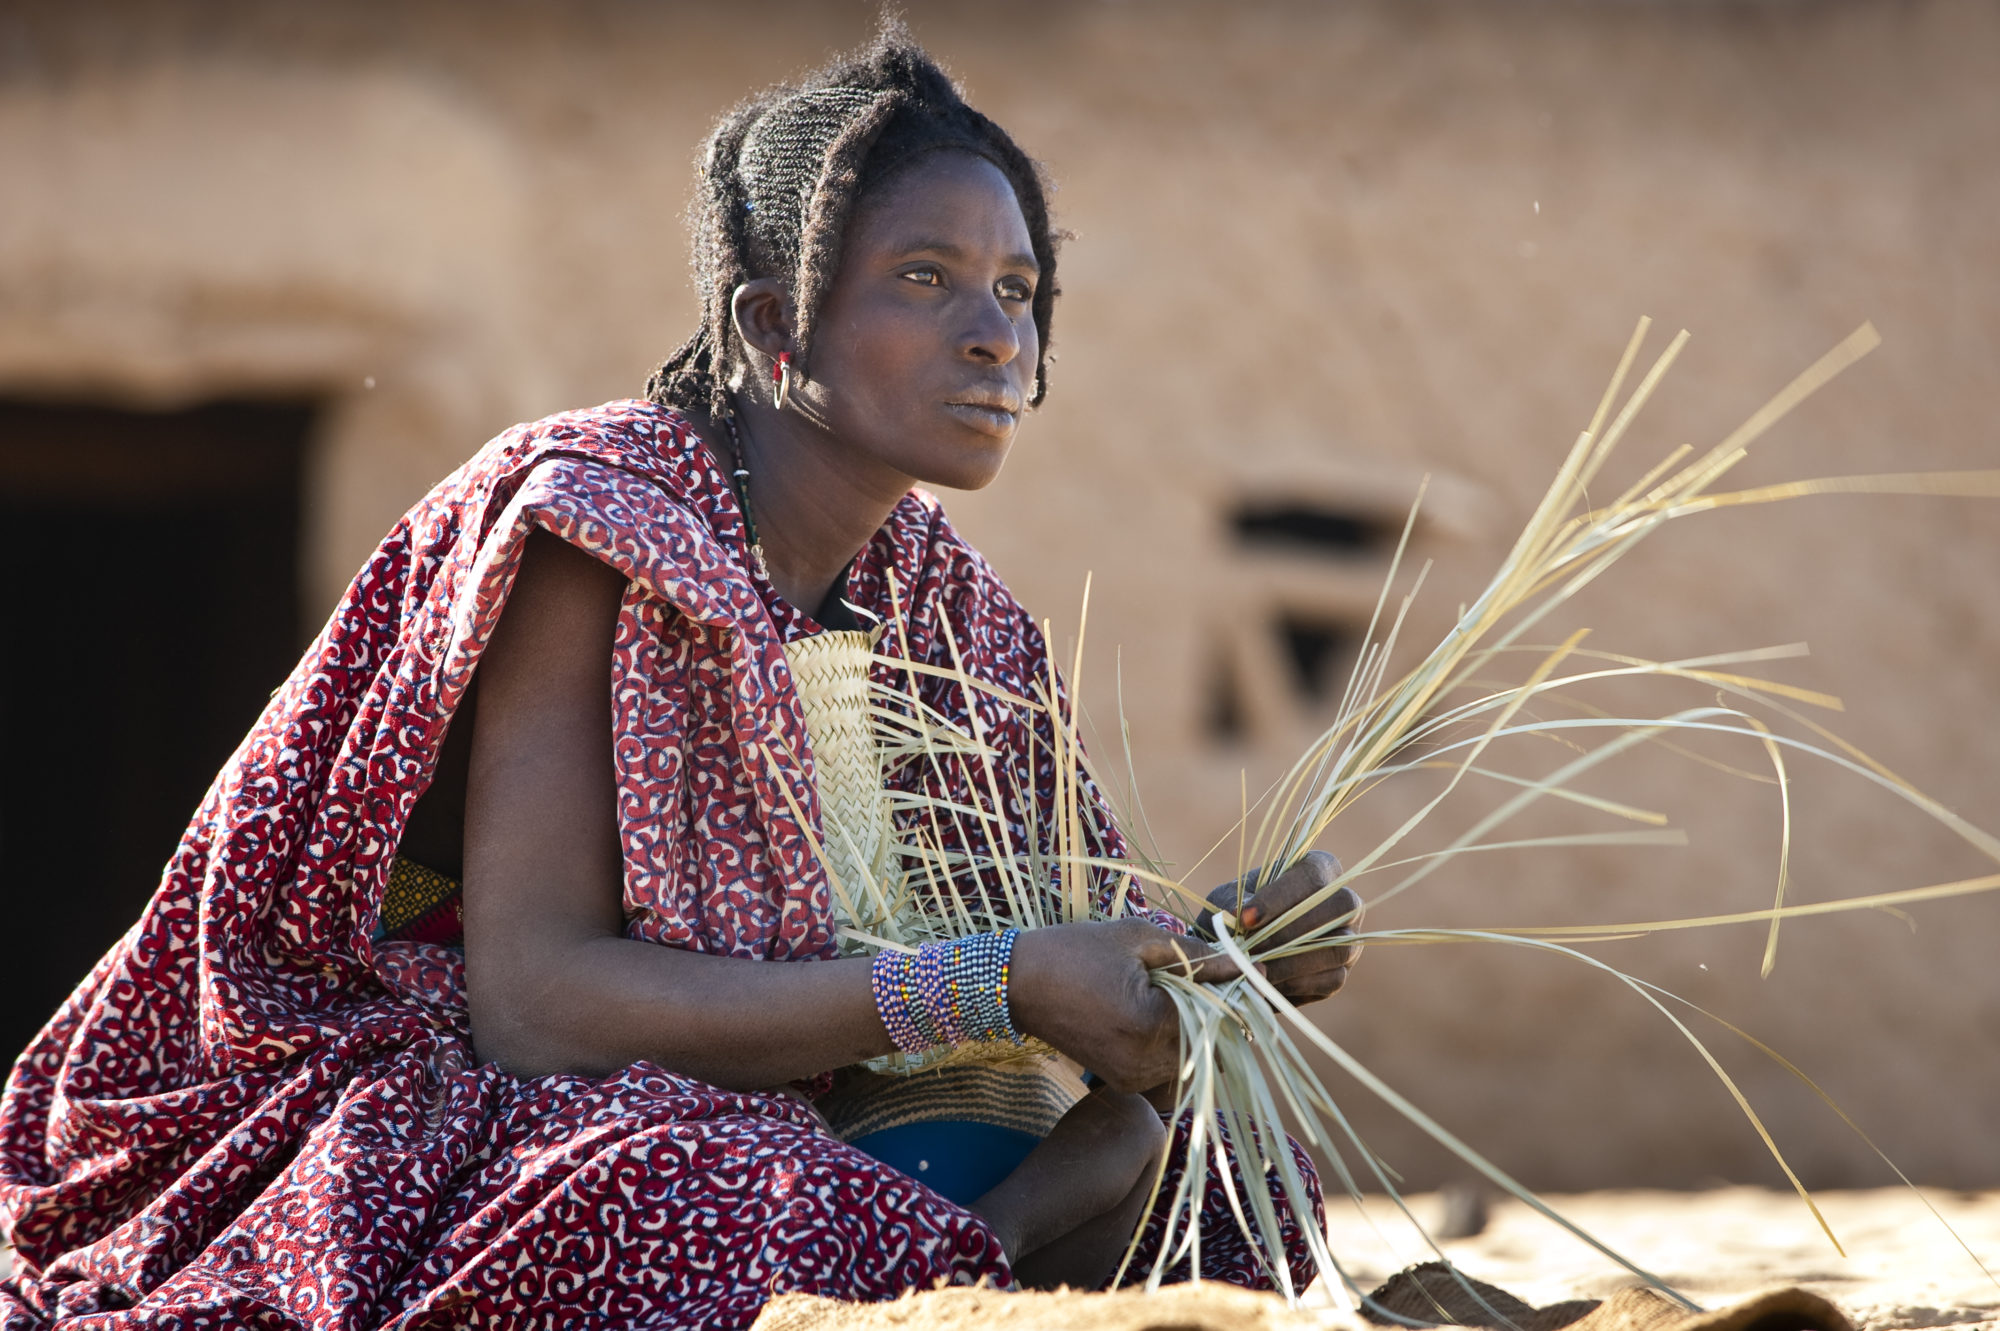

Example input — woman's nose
[959,296,1022,365]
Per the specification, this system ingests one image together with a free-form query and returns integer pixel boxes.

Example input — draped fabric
[0,401,1320,1329]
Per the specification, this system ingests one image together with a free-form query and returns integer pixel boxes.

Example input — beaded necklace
[719,406,771,581]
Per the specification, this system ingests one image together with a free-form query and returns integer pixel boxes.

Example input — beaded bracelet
[948,931,1018,1045]
[913,938,958,1043]
[870,929,1022,1054]
[870,946,942,1052]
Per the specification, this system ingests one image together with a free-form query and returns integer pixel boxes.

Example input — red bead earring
[772,351,793,412]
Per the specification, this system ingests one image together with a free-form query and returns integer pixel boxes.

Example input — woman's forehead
[849,153,1034,263]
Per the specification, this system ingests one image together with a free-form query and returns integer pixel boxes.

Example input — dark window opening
[1276,615,1354,703]
[1230,503,1396,558]
[0,397,317,1064]
[1204,646,1247,744]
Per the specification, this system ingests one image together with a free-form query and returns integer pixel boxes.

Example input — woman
[0,28,1359,1329]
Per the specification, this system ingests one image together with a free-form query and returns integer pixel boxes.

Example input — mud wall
[2,0,1995,1190]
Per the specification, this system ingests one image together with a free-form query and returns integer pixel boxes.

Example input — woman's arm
[463,531,892,1087]
[462,531,1239,1091]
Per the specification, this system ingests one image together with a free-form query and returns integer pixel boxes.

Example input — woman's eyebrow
[894,238,1040,273]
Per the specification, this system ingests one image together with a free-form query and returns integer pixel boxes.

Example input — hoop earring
[772,350,793,413]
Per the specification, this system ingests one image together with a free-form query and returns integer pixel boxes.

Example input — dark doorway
[1,398,315,1065]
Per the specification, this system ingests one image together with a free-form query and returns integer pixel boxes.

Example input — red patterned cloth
[0,402,1320,1329]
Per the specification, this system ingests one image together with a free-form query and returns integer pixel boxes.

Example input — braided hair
[643,21,1061,423]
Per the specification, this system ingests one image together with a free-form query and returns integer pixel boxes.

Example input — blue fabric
[847,1121,1040,1206]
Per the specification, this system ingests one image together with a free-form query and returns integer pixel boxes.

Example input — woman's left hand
[1204,850,1362,1006]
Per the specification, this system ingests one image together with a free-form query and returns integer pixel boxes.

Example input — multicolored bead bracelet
[870,930,1022,1053]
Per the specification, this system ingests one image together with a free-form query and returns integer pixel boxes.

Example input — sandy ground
[1320,1188,2000,1329]
[2,1189,1995,1327]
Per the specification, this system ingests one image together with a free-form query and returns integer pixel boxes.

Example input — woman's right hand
[1006,919,1243,1093]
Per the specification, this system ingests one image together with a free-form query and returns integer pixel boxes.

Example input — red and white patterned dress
[0,401,1320,1329]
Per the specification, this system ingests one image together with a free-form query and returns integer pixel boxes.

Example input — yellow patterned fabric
[377,856,464,944]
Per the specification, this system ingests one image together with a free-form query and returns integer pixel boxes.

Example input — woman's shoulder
[404,399,756,626]
[472,398,708,486]
[426,399,728,545]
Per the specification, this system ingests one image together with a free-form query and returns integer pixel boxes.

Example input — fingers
[1237,851,1345,932]
[1183,950,1249,986]
[1238,856,1364,1006]
[1264,952,1355,1005]
[1204,866,1263,917]
[1244,872,1363,949]
[1134,929,1244,985]
[1275,932,1361,970]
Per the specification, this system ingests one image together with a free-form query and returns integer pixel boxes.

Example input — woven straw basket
[783,629,898,912]
[783,630,1080,1114]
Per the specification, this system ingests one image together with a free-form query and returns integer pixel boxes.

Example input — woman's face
[797,150,1041,493]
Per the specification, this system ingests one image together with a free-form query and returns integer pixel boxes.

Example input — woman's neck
[704,398,912,617]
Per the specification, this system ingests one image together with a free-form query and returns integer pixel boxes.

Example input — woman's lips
[942,400,1020,435]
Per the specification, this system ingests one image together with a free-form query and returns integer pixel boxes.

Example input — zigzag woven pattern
[784,629,901,928]
[817,1059,1086,1142]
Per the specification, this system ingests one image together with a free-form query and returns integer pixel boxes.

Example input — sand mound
[754,1281,1345,1330]
[753,1266,1853,1331]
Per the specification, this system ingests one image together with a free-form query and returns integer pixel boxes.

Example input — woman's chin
[899,432,1014,492]
[927,450,1011,493]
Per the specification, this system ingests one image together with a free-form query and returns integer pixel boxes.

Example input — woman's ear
[730,279,795,367]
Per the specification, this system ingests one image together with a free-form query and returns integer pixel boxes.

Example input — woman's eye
[901,267,944,287]
[996,279,1033,302]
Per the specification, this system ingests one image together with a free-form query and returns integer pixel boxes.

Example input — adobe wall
[2,0,1995,1190]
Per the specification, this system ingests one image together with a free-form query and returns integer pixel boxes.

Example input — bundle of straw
[771,319,2000,1306]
